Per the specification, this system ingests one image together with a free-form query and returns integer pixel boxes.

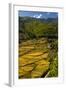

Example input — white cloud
[37,14,42,18]
[33,14,42,18]
[33,15,36,18]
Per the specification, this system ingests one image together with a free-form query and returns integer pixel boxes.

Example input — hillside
[19,17,58,43]
[18,16,58,79]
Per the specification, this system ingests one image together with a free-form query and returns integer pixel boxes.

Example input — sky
[19,11,58,19]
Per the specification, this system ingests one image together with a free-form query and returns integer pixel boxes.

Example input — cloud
[33,14,42,18]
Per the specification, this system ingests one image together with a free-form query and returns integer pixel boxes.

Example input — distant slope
[19,17,58,43]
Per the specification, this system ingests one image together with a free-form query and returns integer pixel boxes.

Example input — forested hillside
[19,17,58,43]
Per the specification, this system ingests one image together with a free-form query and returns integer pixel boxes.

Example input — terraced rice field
[18,38,56,79]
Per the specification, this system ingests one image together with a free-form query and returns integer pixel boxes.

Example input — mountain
[19,16,58,23]
[19,16,58,43]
